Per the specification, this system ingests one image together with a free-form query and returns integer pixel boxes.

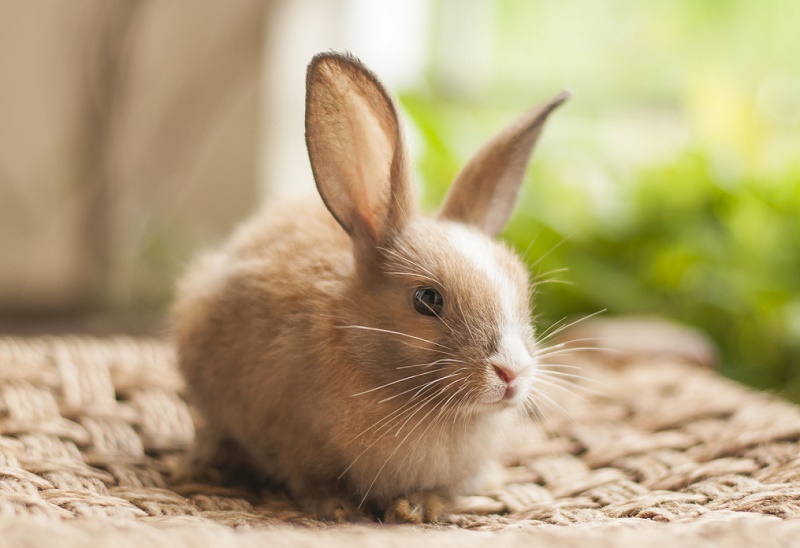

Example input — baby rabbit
[174,52,568,523]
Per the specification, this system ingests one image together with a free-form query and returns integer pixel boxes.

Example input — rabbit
[173,51,569,523]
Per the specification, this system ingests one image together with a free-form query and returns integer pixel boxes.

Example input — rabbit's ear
[438,91,570,236]
[305,52,415,251]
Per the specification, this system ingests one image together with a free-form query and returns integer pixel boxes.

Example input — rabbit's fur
[174,52,568,523]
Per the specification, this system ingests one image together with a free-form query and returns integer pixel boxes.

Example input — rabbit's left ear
[305,52,415,251]
[438,91,570,236]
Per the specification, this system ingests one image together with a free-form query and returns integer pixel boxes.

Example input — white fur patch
[494,333,534,375]
[446,225,528,342]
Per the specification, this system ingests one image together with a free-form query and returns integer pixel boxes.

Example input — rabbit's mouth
[472,370,530,410]
[502,383,518,401]
[488,363,524,405]
[497,382,528,407]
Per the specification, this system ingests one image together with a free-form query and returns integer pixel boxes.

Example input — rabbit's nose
[492,365,517,384]
[493,365,519,400]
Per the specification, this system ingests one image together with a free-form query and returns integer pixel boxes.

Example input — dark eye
[413,287,444,316]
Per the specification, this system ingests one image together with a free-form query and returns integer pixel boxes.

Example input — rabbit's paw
[384,492,447,524]
[304,496,364,523]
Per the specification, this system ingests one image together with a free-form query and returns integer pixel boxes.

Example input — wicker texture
[1,334,798,545]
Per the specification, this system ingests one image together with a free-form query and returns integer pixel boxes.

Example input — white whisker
[534,376,590,403]
[350,367,448,397]
[379,369,466,404]
[359,376,465,507]
[396,357,466,370]
[528,231,575,271]
[527,386,573,421]
[340,381,449,476]
[536,369,590,382]
[536,310,606,345]
[400,380,471,470]
[336,325,453,352]
[455,298,480,349]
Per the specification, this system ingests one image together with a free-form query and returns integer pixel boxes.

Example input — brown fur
[173,52,568,522]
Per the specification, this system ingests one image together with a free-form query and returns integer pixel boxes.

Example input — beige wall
[0,0,435,323]
[0,1,270,313]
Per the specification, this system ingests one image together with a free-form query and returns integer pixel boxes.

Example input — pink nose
[493,365,517,385]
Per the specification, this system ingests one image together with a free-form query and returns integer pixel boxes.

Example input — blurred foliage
[400,0,800,399]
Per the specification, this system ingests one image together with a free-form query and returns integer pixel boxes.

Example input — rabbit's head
[306,52,568,414]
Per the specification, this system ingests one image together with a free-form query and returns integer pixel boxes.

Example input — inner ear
[438,91,570,236]
[305,53,415,247]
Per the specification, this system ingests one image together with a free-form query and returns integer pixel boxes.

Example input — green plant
[399,0,800,399]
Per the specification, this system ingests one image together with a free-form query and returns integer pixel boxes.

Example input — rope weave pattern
[0,335,798,541]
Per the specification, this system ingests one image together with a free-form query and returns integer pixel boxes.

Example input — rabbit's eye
[414,287,443,316]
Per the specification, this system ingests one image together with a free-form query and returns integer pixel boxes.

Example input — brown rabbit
[173,52,569,523]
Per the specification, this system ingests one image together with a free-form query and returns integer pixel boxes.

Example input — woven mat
[1,333,799,546]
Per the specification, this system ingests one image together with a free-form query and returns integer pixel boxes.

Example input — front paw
[384,492,447,524]
[304,496,363,523]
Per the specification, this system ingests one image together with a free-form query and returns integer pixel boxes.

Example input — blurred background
[1,0,798,400]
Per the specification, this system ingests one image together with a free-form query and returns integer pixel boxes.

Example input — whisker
[336,325,453,352]
[379,247,443,286]
[530,278,575,289]
[527,386,574,421]
[534,376,590,403]
[534,370,606,397]
[532,266,570,281]
[455,298,480,349]
[537,362,582,371]
[535,369,591,382]
[359,376,465,506]
[524,394,570,440]
[520,229,543,263]
[392,379,460,437]
[320,315,455,354]
[537,337,618,352]
[534,346,612,359]
[385,271,440,285]
[355,368,466,441]
[536,310,606,345]
[523,397,546,423]
[536,315,570,343]
[399,380,470,471]
[379,369,466,403]
[396,357,466,370]
[536,372,602,397]
[350,367,448,397]
[535,336,609,352]
[345,384,435,446]
[528,230,575,271]
[416,297,459,340]
[341,380,449,473]
[351,394,443,505]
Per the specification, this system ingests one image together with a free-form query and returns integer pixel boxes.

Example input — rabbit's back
[173,195,353,480]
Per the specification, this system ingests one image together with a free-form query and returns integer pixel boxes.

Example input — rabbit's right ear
[438,91,570,236]
[305,53,416,258]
